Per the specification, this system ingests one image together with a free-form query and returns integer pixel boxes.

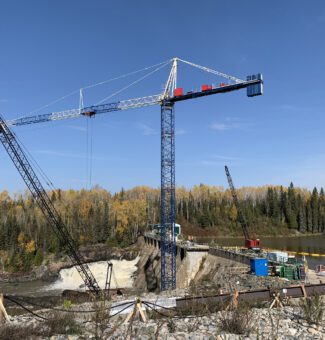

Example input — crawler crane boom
[225,165,260,250]
[0,115,101,295]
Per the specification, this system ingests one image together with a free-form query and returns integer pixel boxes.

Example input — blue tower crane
[5,57,263,291]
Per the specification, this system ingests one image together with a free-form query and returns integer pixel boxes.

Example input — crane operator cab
[245,238,261,251]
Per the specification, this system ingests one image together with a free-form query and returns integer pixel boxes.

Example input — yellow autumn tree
[229,204,238,222]
[25,239,36,254]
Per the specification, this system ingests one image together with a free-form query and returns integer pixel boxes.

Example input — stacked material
[279,264,306,280]
[280,266,294,280]
[267,251,288,263]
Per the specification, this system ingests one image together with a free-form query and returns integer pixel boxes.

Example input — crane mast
[0,115,101,295]
[225,165,260,250]
[160,100,176,289]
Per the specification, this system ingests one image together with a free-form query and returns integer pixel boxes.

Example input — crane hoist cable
[11,130,55,190]
[88,117,93,188]
[85,62,170,188]
[80,88,93,189]
[86,115,90,188]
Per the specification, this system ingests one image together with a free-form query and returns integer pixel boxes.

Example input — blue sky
[1,1,325,194]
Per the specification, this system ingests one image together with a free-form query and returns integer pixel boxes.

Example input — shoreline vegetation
[1,182,325,274]
[192,231,324,239]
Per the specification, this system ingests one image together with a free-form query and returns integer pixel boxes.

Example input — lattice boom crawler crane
[0,116,101,295]
[6,58,263,290]
[225,165,261,250]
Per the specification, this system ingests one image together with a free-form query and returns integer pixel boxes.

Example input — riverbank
[3,231,325,284]
[181,222,301,238]
[0,242,140,284]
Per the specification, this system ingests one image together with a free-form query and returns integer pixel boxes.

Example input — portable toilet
[250,258,268,276]
[174,223,181,236]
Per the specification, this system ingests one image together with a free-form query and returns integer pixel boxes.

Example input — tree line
[0,183,324,272]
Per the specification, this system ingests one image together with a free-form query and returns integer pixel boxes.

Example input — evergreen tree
[311,187,319,233]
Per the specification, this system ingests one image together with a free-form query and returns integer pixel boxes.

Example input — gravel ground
[3,298,325,339]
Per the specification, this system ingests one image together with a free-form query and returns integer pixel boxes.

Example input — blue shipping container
[250,258,268,276]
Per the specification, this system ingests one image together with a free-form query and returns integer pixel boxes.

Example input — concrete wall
[209,247,252,265]
[176,250,207,288]
[143,235,208,289]
[144,235,187,263]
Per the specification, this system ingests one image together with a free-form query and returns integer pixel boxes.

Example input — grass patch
[44,312,81,335]
[300,295,324,325]
[219,302,253,335]
[0,324,42,340]
[0,312,80,339]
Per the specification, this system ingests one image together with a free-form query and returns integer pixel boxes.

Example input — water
[197,234,325,269]
[0,279,56,297]
[0,257,139,297]
[48,257,139,291]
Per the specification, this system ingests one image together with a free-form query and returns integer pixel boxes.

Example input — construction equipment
[0,115,101,295]
[105,261,113,292]
[6,58,263,290]
[225,165,261,250]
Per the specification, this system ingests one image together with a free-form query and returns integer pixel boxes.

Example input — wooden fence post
[269,292,283,309]
[124,298,147,324]
[301,284,308,299]
[0,294,10,323]
[226,290,239,310]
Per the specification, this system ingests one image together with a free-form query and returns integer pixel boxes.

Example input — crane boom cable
[177,58,244,83]
[84,59,172,91]
[163,58,177,98]
[14,59,172,121]
[6,58,259,129]
[95,61,171,105]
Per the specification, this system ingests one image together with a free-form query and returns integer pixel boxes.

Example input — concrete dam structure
[143,234,210,289]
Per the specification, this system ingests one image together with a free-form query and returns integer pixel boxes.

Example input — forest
[0,182,324,272]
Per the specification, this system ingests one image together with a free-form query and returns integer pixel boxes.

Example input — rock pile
[4,304,325,339]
